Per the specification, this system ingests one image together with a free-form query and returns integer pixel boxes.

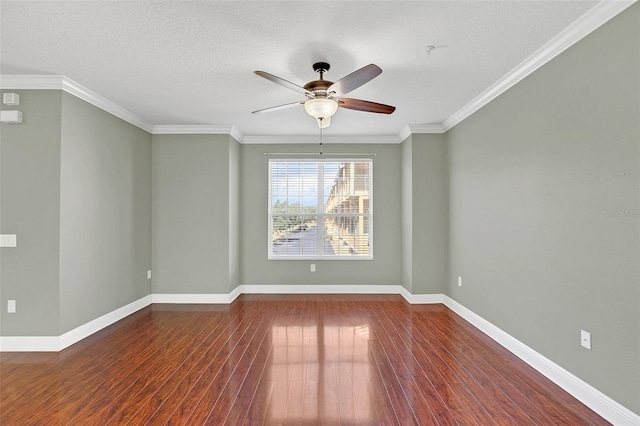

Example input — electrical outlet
[581,330,591,350]
[7,300,16,313]
[310,264,316,272]
[147,270,152,280]
[457,276,462,287]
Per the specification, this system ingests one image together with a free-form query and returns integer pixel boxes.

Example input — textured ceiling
[0,1,599,137]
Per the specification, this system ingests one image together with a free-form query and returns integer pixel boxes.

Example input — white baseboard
[399,286,445,304]
[152,285,412,303]
[152,293,235,304]
[443,296,640,426]
[239,284,404,295]
[0,336,60,352]
[229,285,242,303]
[59,295,152,351]
[0,295,152,352]
[151,286,446,305]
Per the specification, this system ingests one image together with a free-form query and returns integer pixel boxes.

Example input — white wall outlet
[310,264,316,272]
[0,234,17,247]
[147,270,152,280]
[457,276,462,287]
[581,330,591,350]
[7,300,16,313]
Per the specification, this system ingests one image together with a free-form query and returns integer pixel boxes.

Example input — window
[268,159,373,259]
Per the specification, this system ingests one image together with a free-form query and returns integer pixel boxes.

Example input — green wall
[228,136,240,290]
[401,136,413,292]
[446,4,639,413]
[240,143,402,286]
[151,134,239,294]
[402,134,448,294]
[59,92,151,333]
[0,90,62,336]
[0,89,152,336]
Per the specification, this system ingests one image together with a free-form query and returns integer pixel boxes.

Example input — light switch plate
[0,234,17,247]
[8,300,16,313]
[581,330,591,350]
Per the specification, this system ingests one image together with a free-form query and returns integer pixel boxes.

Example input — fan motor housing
[303,79,333,94]
[305,62,333,96]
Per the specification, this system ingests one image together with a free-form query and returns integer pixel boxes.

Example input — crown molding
[0,74,155,132]
[61,77,154,132]
[240,135,402,144]
[441,0,637,132]
[0,74,65,89]
[151,125,244,142]
[152,124,233,135]
[406,124,444,134]
[397,124,445,142]
[408,124,445,134]
[398,126,412,142]
[229,126,243,142]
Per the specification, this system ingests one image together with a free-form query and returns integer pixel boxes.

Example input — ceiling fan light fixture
[253,63,394,128]
[304,98,339,120]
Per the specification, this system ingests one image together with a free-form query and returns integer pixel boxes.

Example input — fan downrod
[312,62,330,79]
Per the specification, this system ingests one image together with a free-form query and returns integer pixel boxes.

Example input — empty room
[0,1,638,424]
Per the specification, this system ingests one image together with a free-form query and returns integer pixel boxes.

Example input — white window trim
[268,158,373,260]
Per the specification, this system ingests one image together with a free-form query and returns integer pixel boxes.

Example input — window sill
[267,256,374,261]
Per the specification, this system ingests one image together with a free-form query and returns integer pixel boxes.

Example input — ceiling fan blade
[327,64,382,96]
[252,101,304,114]
[254,71,311,96]
[338,98,396,114]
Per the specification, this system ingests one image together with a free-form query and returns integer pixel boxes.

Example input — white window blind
[268,159,373,259]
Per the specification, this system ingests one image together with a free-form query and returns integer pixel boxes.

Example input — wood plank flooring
[0,295,608,425]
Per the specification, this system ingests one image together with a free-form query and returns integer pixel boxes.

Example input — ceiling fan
[252,62,395,128]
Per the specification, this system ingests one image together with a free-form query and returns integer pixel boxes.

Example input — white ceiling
[0,1,604,137]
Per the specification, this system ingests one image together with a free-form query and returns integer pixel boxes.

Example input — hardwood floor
[0,295,608,425]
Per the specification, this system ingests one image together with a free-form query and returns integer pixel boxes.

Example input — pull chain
[319,118,323,155]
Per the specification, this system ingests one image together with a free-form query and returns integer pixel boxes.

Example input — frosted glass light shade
[304,98,339,120]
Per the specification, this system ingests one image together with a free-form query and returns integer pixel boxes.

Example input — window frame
[267,158,374,261]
